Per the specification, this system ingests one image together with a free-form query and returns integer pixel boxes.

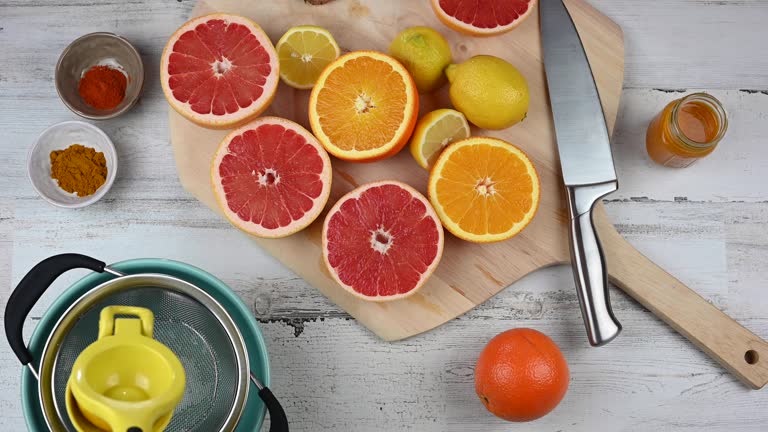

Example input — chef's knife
[540,0,622,346]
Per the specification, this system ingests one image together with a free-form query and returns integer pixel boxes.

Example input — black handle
[258,386,289,432]
[4,253,106,366]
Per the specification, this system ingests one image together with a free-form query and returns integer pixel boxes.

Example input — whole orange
[474,328,569,422]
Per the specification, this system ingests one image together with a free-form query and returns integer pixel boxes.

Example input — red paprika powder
[78,65,127,110]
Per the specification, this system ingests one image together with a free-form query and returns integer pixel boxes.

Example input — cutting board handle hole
[744,350,759,365]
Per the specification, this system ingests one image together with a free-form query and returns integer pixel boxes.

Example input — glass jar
[645,92,728,168]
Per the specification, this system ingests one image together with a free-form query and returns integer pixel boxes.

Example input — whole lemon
[389,26,452,93]
[445,55,529,130]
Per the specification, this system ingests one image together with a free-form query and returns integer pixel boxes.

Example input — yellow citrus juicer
[65,305,186,432]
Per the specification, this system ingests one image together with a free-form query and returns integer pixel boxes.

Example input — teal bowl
[20,258,269,431]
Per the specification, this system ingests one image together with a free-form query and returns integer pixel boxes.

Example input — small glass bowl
[55,32,144,120]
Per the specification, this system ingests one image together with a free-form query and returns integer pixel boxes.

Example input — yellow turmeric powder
[50,144,108,197]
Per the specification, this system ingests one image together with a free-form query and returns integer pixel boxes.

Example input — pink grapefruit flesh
[431,0,537,36]
[161,13,279,129]
[212,117,332,238]
[322,181,444,301]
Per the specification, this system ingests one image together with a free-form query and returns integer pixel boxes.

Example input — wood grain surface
[1,0,768,430]
[170,0,624,341]
[595,205,768,389]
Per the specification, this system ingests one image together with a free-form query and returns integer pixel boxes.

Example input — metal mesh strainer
[40,273,249,432]
[6,254,288,432]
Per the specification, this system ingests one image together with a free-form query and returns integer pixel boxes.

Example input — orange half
[309,51,419,162]
[428,137,540,243]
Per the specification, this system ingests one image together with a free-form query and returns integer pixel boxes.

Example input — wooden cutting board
[170,0,768,389]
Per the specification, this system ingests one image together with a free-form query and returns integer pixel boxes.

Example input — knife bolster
[566,181,618,218]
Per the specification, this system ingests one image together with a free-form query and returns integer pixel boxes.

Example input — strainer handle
[4,253,106,366]
[259,386,289,432]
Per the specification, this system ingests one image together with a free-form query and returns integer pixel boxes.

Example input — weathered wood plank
[611,89,768,201]
[590,0,768,89]
[2,0,767,90]
[252,312,767,432]
[2,199,768,430]
[2,0,768,430]
[3,89,767,202]
[4,199,764,318]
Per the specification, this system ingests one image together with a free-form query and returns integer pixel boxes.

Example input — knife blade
[540,0,622,346]
[541,0,617,186]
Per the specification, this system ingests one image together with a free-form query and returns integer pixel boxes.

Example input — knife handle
[593,204,768,389]
[566,182,622,346]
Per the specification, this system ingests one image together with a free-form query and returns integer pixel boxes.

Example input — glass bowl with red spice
[27,121,118,208]
[55,32,144,119]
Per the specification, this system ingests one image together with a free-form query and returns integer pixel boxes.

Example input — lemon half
[276,25,340,89]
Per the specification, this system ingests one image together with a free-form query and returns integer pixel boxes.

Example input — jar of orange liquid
[646,92,727,168]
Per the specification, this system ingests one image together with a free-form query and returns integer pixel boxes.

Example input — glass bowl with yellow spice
[27,121,117,208]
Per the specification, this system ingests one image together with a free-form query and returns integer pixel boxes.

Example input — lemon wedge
[410,109,470,169]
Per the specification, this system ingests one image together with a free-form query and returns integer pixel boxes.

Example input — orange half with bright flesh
[308,51,419,162]
[428,137,540,243]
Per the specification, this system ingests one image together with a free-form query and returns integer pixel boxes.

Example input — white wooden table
[2,1,767,430]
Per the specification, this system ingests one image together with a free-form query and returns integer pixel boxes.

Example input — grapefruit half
[322,181,444,301]
[211,117,332,238]
[161,14,280,129]
[430,0,538,37]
